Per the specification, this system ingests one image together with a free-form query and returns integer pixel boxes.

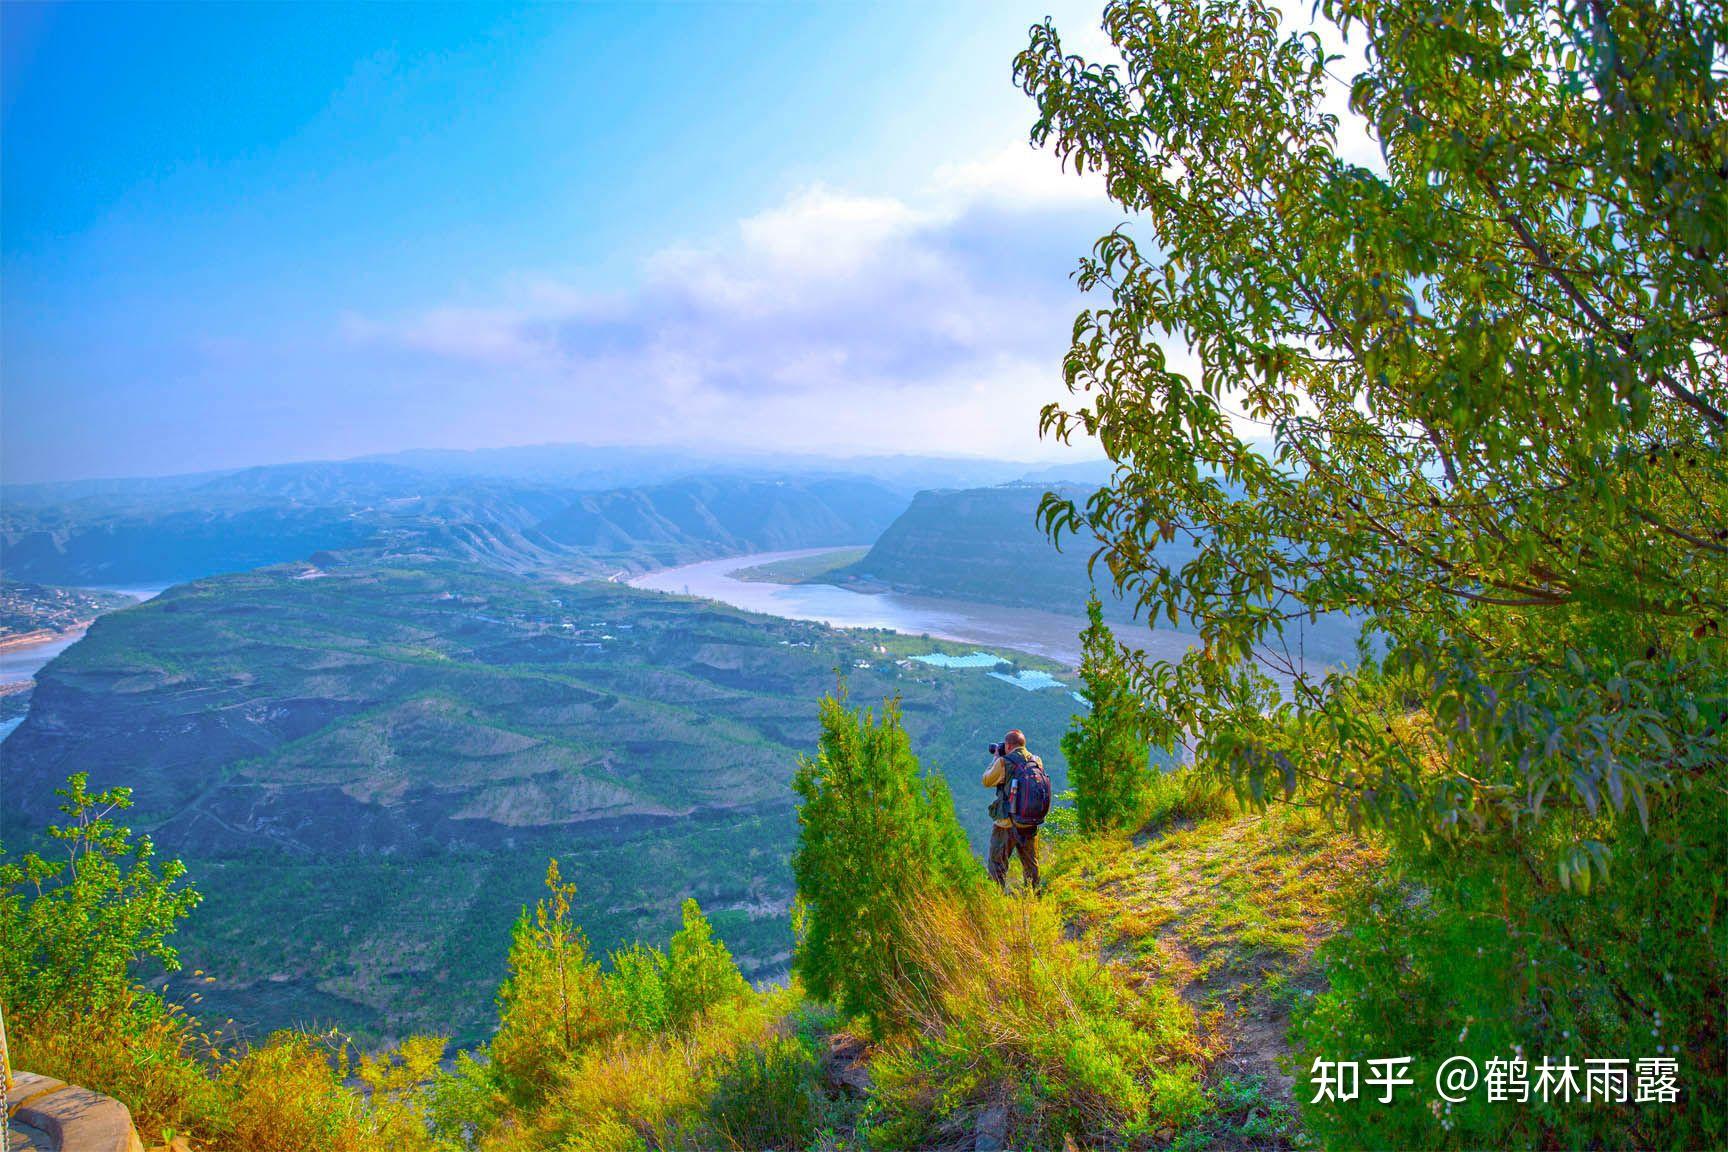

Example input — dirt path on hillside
[1054,807,1384,1145]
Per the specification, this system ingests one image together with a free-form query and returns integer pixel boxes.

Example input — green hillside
[845,484,1362,666]
[842,484,1124,611]
[0,561,1080,1044]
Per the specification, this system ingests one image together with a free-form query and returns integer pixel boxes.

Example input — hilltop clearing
[1046,796,1383,1146]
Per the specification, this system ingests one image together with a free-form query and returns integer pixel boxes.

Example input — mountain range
[0,447,1113,586]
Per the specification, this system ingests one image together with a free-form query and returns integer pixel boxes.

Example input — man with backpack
[981,729,1051,891]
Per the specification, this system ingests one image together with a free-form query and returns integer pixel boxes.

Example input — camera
[988,741,1006,757]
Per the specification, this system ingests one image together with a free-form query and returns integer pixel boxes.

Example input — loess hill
[846,484,1362,666]
[0,559,1080,1044]
[0,464,907,586]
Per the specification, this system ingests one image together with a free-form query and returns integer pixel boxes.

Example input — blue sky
[2,1,1137,482]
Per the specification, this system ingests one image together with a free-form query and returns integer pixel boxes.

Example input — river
[1,585,173,742]
[629,547,1201,668]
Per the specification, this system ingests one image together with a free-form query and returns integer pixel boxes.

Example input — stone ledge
[8,1071,143,1152]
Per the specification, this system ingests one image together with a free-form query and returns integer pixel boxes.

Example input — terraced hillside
[0,561,1082,1044]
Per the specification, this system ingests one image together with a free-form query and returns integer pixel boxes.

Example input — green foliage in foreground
[2,779,444,1150]
[1021,0,1727,1143]
[1293,686,1728,1150]
[1019,0,1725,852]
[0,773,201,1018]
[790,692,978,1036]
[1062,595,1153,832]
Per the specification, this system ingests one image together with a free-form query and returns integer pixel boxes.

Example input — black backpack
[1003,749,1052,827]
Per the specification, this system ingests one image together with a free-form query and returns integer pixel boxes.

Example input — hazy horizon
[0,435,1113,490]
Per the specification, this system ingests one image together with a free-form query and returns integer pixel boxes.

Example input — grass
[863,886,1211,1149]
[1044,780,1384,1147]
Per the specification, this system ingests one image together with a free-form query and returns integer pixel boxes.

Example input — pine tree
[790,692,975,1034]
[489,859,617,1104]
[664,897,750,1028]
[604,897,748,1034]
[1061,595,1150,832]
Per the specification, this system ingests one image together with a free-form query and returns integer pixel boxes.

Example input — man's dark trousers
[987,823,1039,890]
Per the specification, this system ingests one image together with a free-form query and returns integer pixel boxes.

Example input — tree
[664,898,750,1028]
[1015,0,1726,855]
[0,773,201,1019]
[489,859,617,1104]
[1017,4,1727,1142]
[1061,594,1152,832]
[606,898,750,1036]
[790,692,976,1034]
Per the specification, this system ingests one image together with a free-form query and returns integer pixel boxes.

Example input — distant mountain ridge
[358,442,1103,493]
[1,445,1117,585]
[7,442,1110,502]
[536,477,903,559]
[0,465,911,585]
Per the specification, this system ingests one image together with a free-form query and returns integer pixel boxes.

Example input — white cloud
[929,142,1110,211]
[340,14,1376,464]
[346,146,1119,458]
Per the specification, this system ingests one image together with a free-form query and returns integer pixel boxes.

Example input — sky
[2,2,1369,485]
[1,1,1135,483]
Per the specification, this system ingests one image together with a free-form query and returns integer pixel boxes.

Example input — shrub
[2,775,448,1149]
[217,1030,441,1152]
[1137,766,1232,834]
[510,988,796,1151]
[607,941,672,1034]
[1040,789,1082,843]
[1294,766,1728,1150]
[438,875,773,1150]
[603,899,748,1043]
[0,774,216,1139]
[428,1049,506,1150]
[705,1033,822,1151]
[9,989,224,1142]
[0,773,201,1017]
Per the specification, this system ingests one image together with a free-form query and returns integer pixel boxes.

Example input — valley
[0,552,1087,1044]
[633,546,1183,667]
[0,458,1362,1049]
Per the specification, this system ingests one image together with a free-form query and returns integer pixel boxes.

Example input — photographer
[980,729,1051,891]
